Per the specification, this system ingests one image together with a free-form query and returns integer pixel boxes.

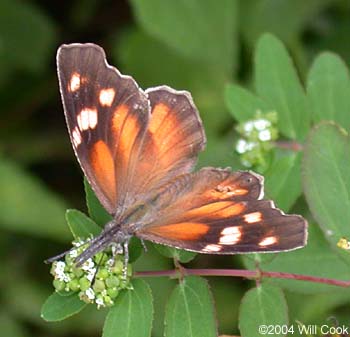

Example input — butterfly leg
[123,241,129,280]
[140,239,148,252]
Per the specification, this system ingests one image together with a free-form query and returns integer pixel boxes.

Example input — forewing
[57,43,150,214]
[124,86,206,206]
[135,168,308,254]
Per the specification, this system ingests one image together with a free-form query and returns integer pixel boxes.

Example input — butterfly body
[53,43,308,268]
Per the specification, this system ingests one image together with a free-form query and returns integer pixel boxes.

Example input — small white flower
[86,268,97,281]
[236,139,247,154]
[258,129,271,141]
[54,261,71,282]
[241,159,252,168]
[245,141,256,151]
[69,249,78,258]
[55,261,66,274]
[82,258,95,271]
[96,297,105,308]
[254,119,271,131]
[243,121,254,133]
[85,288,95,300]
[107,258,114,267]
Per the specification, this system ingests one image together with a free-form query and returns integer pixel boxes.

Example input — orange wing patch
[147,222,209,241]
[149,103,170,134]
[206,185,249,200]
[149,103,181,154]
[185,201,245,219]
[112,105,142,164]
[90,140,116,204]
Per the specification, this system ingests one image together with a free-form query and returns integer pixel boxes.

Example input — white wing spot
[69,73,81,92]
[259,236,277,247]
[202,244,222,252]
[77,108,98,130]
[219,226,242,245]
[99,88,115,107]
[221,226,240,235]
[244,212,262,223]
[72,127,82,147]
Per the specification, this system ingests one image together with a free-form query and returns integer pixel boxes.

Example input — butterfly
[50,43,307,270]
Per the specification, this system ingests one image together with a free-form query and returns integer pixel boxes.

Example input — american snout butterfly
[50,43,307,270]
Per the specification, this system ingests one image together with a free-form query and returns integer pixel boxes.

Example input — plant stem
[273,140,303,151]
[134,268,350,287]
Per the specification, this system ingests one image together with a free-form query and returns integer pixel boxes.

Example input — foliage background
[1,0,350,336]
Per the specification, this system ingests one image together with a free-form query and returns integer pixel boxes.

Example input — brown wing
[57,43,150,214]
[57,44,206,217]
[135,168,308,253]
[117,86,206,214]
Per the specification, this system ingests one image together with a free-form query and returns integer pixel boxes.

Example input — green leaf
[65,209,101,239]
[239,284,288,337]
[41,292,86,322]
[0,0,56,74]
[165,276,217,337]
[103,279,153,337]
[243,224,350,293]
[302,122,350,260]
[264,151,302,211]
[255,33,310,140]
[0,157,70,241]
[241,0,335,47]
[307,52,350,130]
[130,0,238,72]
[225,84,273,122]
[84,178,112,226]
[154,244,197,263]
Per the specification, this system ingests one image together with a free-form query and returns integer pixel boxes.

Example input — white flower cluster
[235,110,278,169]
[50,238,132,309]
[236,118,272,155]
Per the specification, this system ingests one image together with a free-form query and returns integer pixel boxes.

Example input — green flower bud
[107,287,119,299]
[120,279,129,289]
[103,295,114,307]
[50,263,57,276]
[79,277,91,291]
[53,279,65,292]
[111,260,124,274]
[68,279,80,292]
[65,253,74,264]
[96,268,109,280]
[93,279,105,293]
[106,275,120,288]
[72,266,84,278]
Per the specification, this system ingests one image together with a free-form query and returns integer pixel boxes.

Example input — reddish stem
[134,268,350,288]
[273,140,303,151]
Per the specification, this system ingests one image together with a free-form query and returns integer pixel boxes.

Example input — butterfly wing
[124,86,206,206]
[135,168,307,253]
[57,43,206,216]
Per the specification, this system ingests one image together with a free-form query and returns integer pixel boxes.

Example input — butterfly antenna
[44,241,90,264]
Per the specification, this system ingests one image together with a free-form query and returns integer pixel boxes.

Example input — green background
[1,1,350,336]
